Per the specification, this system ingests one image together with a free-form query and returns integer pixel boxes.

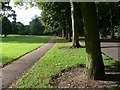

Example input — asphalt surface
[101,42,120,61]
[1,38,56,89]
[1,37,119,89]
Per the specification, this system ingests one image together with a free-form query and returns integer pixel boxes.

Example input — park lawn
[10,37,119,88]
[1,35,52,67]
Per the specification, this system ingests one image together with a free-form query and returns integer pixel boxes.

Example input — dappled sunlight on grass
[10,37,118,88]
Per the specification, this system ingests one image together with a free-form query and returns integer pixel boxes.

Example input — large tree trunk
[70,1,82,48]
[81,2,105,80]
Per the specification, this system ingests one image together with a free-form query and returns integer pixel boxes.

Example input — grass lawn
[10,37,119,88]
[1,35,52,67]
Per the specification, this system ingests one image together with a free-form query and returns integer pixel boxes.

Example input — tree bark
[62,27,65,38]
[81,2,105,80]
[70,1,82,48]
[109,3,115,39]
[65,27,68,39]
[68,27,72,42]
[4,34,7,37]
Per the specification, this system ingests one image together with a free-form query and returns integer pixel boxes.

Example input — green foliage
[0,2,16,21]
[1,35,51,67]
[1,16,12,37]
[10,38,118,88]
[11,21,30,35]
[16,22,29,35]
[11,21,19,34]
[29,16,44,35]
[97,2,120,37]
[97,3,111,36]
[37,2,72,34]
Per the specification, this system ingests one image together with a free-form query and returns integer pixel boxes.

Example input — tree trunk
[65,27,68,39]
[58,29,62,37]
[81,2,105,80]
[70,1,82,48]
[109,3,115,39]
[68,27,72,42]
[62,28,65,38]
[4,34,7,37]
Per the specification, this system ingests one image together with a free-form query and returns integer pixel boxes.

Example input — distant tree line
[0,2,45,37]
[36,2,120,39]
[1,1,120,80]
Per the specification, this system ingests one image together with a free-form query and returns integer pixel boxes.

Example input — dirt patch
[50,66,120,89]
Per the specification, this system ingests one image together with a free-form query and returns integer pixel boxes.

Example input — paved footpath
[101,42,120,61]
[1,37,56,89]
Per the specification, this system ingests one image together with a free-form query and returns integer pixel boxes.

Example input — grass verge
[1,35,52,67]
[10,37,119,88]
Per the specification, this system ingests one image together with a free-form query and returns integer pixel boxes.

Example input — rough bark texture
[70,1,81,48]
[81,2,105,80]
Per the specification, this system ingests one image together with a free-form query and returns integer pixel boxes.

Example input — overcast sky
[9,0,42,25]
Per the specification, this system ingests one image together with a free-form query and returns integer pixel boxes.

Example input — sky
[9,0,42,25]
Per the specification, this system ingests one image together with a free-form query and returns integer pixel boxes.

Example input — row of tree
[0,2,44,37]
[1,1,120,80]
[0,15,45,37]
[33,2,120,79]
[35,2,120,47]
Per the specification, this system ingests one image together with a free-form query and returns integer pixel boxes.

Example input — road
[101,42,120,61]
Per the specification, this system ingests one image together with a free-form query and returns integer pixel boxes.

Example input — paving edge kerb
[1,37,56,89]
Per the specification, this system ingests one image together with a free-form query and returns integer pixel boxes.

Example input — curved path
[1,37,56,89]
[101,42,120,62]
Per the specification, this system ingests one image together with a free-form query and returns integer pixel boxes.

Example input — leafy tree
[0,2,16,21]
[37,2,84,45]
[1,16,12,37]
[97,3,110,37]
[81,2,105,80]
[108,2,120,39]
[97,2,120,38]
[37,2,72,41]
[29,16,44,35]
[16,22,25,35]
[11,21,19,34]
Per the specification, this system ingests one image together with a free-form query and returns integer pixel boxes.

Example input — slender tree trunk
[70,1,81,48]
[65,27,68,39]
[4,34,7,37]
[68,27,72,42]
[81,2,105,80]
[59,29,62,37]
[109,3,115,39]
[62,28,65,38]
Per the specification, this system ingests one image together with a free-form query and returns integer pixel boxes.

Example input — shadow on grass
[58,46,85,50]
[2,35,53,43]
[2,36,71,44]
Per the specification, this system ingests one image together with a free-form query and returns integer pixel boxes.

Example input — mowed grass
[11,37,119,88]
[1,35,52,67]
